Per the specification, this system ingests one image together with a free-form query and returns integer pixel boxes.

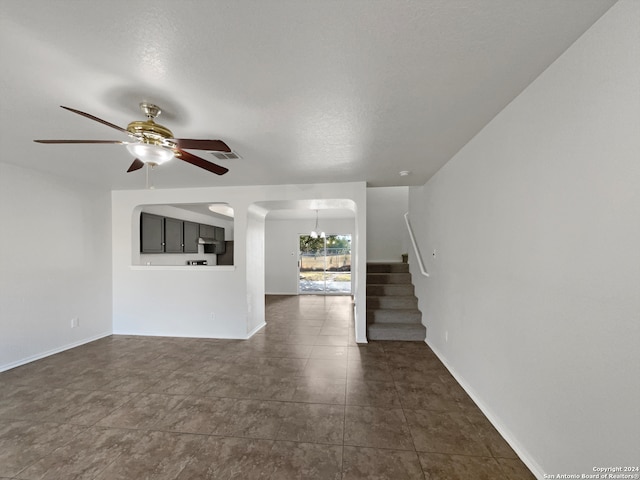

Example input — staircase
[366,262,426,341]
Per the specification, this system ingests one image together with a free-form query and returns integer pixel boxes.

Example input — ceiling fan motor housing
[126,103,177,149]
[126,119,176,148]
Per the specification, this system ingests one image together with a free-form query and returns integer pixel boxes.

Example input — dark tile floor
[0,295,535,479]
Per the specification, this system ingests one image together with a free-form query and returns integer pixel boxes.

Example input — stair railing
[404,212,429,277]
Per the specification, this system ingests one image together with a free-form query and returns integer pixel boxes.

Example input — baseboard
[0,331,112,373]
[114,322,266,340]
[110,330,247,340]
[425,339,545,480]
[246,321,266,338]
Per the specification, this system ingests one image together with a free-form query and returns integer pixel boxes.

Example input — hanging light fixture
[126,143,175,165]
[310,209,325,239]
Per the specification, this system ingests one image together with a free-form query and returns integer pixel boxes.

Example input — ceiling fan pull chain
[149,164,156,189]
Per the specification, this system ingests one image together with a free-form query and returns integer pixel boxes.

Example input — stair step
[365,261,424,342]
[366,272,411,284]
[367,322,426,341]
[367,308,422,324]
[367,295,418,309]
[367,284,415,296]
[367,262,409,273]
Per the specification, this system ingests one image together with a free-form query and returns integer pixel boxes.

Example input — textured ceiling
[0,0,616,190]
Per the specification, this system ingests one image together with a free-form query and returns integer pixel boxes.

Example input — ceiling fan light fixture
[126,143,175,165]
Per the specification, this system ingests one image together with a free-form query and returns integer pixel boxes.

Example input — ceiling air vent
[210,151,241,160]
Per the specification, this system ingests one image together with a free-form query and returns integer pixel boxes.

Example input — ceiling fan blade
[175,149,229,175]
[60,106,134,137]
[174,139,231,152]
[34,139,125,144]
[127,159,145,173]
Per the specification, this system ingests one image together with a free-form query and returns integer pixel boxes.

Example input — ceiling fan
[34,103,231,175]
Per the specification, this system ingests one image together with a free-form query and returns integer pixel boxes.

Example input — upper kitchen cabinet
[140,213,192,254]
[214,226,226,254]
[199,224,215,240]
[164,217,184,253]
[183,221,200,253]
[140,213,165,253]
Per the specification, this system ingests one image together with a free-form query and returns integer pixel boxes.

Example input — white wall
[408,1,639,476]
[0,162,112,371]
[367,186,409,262]
[112,182,367,341]
[265,217,355,294]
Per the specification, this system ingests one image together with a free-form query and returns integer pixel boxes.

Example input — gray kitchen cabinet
[140,213,165,253]
[203,225,225,254]
[216,241,234,265]
[214,226,226,254]
[141,213,224,255]
[183,221,199,253]
[164,217,184,253]
[199,224,215,239]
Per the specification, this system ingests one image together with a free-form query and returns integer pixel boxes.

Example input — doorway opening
[298,234,351,295]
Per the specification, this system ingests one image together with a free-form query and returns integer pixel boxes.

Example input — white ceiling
[0,0,615,190]
[172,202,354,221]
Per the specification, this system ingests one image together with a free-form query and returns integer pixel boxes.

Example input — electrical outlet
[71,317,79,328]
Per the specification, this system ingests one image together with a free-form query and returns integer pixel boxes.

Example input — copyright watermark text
[543,467,640,480]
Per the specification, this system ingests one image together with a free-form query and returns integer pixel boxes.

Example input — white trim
[246,322,266,338]
[404,212,429,277]
[426,339,544,480]
[110,330,246,339]
[354,303,368,343]
[0,331,112,373]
